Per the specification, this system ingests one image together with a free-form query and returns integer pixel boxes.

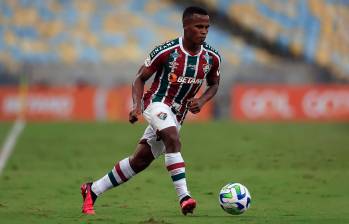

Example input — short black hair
[182,6,208,22]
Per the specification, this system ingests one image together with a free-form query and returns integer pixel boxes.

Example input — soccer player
[81,6,221,215]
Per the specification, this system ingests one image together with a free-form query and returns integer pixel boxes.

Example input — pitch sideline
[0,119,26,175]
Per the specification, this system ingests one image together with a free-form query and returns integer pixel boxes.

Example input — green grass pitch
[0,121,348,224]
[0,122,12,144]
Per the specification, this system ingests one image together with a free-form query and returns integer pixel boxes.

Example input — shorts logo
[157,112,167,120]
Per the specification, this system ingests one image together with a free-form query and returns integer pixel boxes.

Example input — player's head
[182,6,210,45]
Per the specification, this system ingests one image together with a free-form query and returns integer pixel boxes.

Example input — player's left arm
[188,67,220,114]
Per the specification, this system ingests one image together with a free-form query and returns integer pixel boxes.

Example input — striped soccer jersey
[142,37,221,124]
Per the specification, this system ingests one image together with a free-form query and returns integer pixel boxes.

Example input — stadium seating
[0,0,264,70]
[0,0,348,79]
[203,0,349,78]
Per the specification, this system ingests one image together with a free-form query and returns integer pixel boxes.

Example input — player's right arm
[129,42,166,123]
[129,65,154,124]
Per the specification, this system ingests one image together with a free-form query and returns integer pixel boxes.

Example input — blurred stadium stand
[197,0,349,80]
[0,0,348,87]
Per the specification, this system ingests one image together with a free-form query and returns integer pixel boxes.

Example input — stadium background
[0,0,349,224]
[0,0,348,121]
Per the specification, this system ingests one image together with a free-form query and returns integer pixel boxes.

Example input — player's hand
[188,98,203,114]
[129,106,141,124]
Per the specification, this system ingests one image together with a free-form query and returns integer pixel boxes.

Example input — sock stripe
[115,163,128,182]
[108,171,119,187]
[167,162,185,171]
[120,158,136,177]
[171,172,186,182]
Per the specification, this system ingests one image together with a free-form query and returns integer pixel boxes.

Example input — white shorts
[140,102,181,158]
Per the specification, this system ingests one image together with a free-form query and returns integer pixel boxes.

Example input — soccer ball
[218,182,251,215]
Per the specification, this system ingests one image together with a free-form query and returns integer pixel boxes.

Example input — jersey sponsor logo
[169,73,178,83]
[157,112,168,120]
[169,61,179,71]
[150,40,178,59]
[168,73,204,85]
[187,64,196,71]
[169,49,180,71]
[177,76,203,84]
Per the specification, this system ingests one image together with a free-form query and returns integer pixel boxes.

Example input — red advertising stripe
[231,85,349,121]
[0,86,95,121]
[0,85,213,121]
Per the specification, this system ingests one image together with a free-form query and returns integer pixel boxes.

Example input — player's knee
[129,155,152,173]
[165,135,181,153]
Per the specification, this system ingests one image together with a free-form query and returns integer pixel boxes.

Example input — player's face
[184,14,210,45]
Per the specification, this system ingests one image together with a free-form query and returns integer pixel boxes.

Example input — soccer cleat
[81,182,96,215]
[180,196,197,215]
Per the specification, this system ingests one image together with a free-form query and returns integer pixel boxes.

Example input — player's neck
[182,38,201,55]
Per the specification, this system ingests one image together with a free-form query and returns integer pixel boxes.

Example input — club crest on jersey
[157,112,168,120]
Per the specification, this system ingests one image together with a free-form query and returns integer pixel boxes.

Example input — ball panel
[218,182,251,215]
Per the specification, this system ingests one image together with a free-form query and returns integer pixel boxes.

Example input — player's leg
[158,127,196,215]
[143,102,196,215]
[81,128,157,215]
[90,143,154,196]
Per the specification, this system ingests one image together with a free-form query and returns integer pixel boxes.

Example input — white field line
[0,119,26,175]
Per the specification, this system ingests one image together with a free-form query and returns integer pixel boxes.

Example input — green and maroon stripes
[152,57,172,103]
[173,55,198,104]
[167,162,186,182]
[107,158,135,187]
[165,152,190,200]
[142,38,221,125]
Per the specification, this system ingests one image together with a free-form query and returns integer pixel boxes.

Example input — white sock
[92,157,136,196]
[165,152,190,201]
